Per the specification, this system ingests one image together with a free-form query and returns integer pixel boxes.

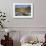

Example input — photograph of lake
[15,5,31,16]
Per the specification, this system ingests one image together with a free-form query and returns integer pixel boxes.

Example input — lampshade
[5,29,10,33]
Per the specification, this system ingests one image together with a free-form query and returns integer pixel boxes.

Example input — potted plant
[0,11,6,28]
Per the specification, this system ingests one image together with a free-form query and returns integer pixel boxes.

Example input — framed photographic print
[13,3,33,18]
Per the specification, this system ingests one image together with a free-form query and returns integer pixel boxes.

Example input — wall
[0,0,46,27]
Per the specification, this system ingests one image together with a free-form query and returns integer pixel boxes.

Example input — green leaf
[3,16,6,17]
[1,25,3,28]
[0,21,1,23]
[1,19,6,21]
[4,13,5,15]
[1,15,2,16]
[0,12,2,13]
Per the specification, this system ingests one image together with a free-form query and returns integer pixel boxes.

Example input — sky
[15,5,31,8]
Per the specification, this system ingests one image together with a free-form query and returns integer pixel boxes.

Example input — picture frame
[13,3,33,18]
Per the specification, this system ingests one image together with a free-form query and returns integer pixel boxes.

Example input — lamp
[5,29,10,33]
[4,29,10,37]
